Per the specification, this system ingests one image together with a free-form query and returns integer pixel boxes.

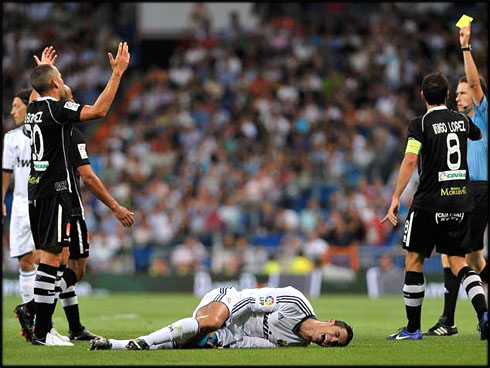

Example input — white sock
[140,317,199,346]
[19,268,36,303]
[109,339,131,350]
[151,342,175,350]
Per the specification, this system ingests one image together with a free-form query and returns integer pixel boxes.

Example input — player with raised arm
[23,42,130,346]
[381,72,487,341]
[426,22,488,337]
[90,286,353,350]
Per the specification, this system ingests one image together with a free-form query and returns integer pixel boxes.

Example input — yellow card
[456,14,473,28]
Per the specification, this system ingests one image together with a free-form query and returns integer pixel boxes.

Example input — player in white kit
[2,89,38,304]
[90,286,354,350]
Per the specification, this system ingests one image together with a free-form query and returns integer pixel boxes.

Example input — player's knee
[466,255,485,273]
[199,315,225,332]
[18,254,36,271]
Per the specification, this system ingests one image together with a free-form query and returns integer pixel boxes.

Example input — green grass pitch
[2,293,487,366]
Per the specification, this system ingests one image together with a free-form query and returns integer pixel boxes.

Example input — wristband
[461,45,472,51]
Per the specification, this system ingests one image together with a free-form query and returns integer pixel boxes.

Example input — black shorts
[68,216,90,259]
[28,193,72,254]
[468,181,488,251]
[402,207,471,258]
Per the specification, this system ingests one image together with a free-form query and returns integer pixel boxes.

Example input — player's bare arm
[381,152,418,226]
[79,42,130,121]
[76,164,135,228]
[460,24,484,104]
[2,171,11,222]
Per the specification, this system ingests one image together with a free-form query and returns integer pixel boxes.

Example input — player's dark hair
[15,89,31,106]
[458,75,487,96]
[30,65,58,94]
[334,320,354,347]
[422,72,449,105]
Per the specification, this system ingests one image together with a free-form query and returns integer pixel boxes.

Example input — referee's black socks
[457,266,487,321]
[403,271,425,333]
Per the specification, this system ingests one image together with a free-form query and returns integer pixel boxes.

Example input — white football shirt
[2,126,31,215]
[223,286,316,347]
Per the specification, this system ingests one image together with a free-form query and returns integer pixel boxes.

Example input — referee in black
[382,71,488,341]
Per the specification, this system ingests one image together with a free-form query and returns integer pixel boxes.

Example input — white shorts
[9,214,35,258]
[193,286,240,318]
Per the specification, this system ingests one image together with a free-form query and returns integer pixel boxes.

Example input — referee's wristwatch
[461,44,472,52]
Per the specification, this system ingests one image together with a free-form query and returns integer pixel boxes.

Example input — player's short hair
[422,72,449,105]
[15,89,31,106]
[458,75,487,96]
[30,65,58,94]
[334,320,354,347]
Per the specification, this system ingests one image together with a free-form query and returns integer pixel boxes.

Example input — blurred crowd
[2,3,488,276]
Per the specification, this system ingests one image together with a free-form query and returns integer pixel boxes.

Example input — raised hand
[459,24,471,47]
[108,42,130,75]
[33,46,58,66]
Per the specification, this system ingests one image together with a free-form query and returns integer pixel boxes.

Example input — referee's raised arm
[79,42,130,121]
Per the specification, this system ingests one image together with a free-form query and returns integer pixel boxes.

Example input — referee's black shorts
[468,181,488,251]
[69,215,90,259]
[401,207,471,258]
[28,193,72,254]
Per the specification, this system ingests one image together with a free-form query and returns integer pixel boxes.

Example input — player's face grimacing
[455,82,473,113]
[10,97,27,126]
[314,319,349,347]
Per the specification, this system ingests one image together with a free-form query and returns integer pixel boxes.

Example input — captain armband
[405,138,421,155]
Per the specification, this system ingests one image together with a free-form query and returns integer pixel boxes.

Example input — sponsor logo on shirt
[16,157,30,168]
[28,176,40,185]
[438,170,466,182]
[440,186,466,196]
[64,101,80,111]
[33,161,49,171]
[54,180,68,191]
[435,212,464,224]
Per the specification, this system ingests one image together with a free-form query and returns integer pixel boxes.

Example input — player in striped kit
[90,286,354,350]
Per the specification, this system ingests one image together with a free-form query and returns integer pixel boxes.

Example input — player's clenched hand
[380,198,400,226]
[33,46,58,66]
[459,24,471,47]
[108,42,130,75]
[112,204,135,228]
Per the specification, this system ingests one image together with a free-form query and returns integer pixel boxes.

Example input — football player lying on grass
[90,286,353,350]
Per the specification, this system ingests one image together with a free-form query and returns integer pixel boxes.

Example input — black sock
[458,266,488,321]
[34,263,58,339]
[25,298,36,315]
[59,268,84,333]
[479,263,488,284]
[403,271,425,333]
[442,268,459,326]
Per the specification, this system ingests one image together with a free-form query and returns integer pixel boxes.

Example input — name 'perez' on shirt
[432,120,466,134]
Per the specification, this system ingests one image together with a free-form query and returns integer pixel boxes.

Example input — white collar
[35,96,57,102]
[426,105,448,114]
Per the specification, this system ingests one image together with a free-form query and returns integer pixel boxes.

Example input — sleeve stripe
[2,168,14,173]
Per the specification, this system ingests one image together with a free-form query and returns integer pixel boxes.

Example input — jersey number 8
[446,133,461,170]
